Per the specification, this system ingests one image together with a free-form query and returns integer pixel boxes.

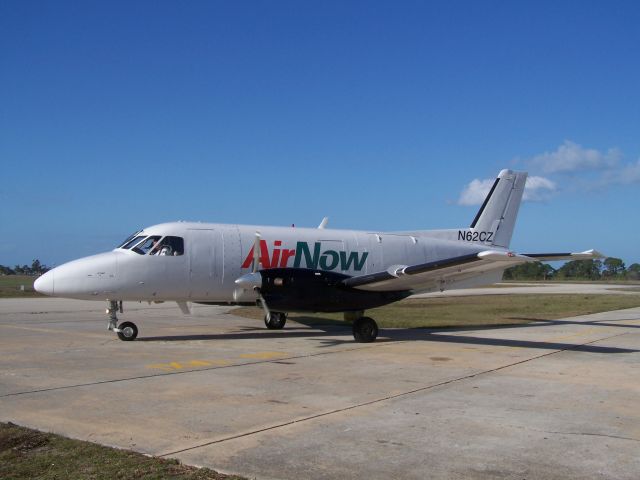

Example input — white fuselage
[35,221,503,303]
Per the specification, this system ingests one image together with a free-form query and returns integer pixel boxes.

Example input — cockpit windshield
[117,230,142,248]
[121,235,147,250]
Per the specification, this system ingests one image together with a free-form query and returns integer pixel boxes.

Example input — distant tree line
[503,258,640,281]
[0,259,50,276]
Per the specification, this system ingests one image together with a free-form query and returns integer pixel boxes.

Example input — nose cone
[34,252,119,300]
[34,270,55,296]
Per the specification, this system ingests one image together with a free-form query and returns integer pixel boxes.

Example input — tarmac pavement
[0,289,639,479]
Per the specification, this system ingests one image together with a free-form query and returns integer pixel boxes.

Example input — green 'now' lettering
[340,250,368,271]
[294,242,321,269]
[293,242,368,271]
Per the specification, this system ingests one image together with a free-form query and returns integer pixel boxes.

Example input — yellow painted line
[188,360,214,367]
[147,353,291,372]
[147,364,175,372]
[240,351,289,360]
[146,359,230,371]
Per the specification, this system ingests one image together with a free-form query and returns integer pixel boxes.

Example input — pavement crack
[0,342,393,398]
[545,431,640,442]
[158,330,632,457]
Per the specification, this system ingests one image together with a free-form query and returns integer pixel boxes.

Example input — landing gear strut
[264,311,287,329]
[107,300,138,341]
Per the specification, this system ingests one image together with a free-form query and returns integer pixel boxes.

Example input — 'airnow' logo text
[241,240,368,271]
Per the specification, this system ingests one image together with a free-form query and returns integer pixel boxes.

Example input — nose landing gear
[264,311,287,329]
[107,300,138,341]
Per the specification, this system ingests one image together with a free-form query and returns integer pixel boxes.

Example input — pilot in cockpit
[151,238,173,256]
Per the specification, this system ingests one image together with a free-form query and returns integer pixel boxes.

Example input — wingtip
[580,249,605,259]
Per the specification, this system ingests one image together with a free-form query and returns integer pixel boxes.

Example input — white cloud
[522,176,557,201]
[530,140,621,174]
[457,178,495,206]
[620,159,640,184]
[457,141,635,207]
[457,175,556,206]
[600,158,640,186]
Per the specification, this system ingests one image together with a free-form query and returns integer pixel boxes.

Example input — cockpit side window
[167,236,184,256]
[150,236,184,256]
[132,236,161,255]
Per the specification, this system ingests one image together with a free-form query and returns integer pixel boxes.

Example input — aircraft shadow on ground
[138,316,639,354]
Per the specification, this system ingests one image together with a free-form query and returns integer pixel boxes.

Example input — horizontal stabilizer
[520,249,604,262]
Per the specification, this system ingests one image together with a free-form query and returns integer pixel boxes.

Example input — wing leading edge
[343,249,603,292]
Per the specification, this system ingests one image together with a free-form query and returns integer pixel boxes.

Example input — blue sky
[1,1,639,267]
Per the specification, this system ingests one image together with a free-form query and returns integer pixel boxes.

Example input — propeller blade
[252,232,261,273]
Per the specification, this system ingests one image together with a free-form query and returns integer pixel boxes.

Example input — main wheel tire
[117,321,138,341]
[352,316,378,343]
[264,312,287,329]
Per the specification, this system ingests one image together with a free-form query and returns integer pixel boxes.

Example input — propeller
[251,232,261,273]
[234,232,272,321]
[251,233,272,320]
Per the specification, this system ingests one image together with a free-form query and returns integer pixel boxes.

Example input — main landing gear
[346,311,378,343]
[264,311,287,329]
[352,317,378,343]
[107,300,138,341]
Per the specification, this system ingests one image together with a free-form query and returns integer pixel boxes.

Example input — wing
[342,249,603,292]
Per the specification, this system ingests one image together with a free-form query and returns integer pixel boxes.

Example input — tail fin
[469,169,527,248]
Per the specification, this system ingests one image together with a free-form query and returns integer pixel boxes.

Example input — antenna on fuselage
[318,217,329,229]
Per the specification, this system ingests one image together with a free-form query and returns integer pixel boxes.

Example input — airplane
[34,169,601,343]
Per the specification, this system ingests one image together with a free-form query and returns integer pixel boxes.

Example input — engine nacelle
[258,268,410,313]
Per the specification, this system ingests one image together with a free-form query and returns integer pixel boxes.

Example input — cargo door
[220,225,242,295]
[380,234,417,267]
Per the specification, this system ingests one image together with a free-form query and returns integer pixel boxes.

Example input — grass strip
[0,275,42,298]
[0,422,245,480]
[231,294,640,329]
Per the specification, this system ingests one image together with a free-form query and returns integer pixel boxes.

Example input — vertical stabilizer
[469,169,527,248]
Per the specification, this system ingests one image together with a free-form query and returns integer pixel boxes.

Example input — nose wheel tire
[353,316,378,343]
[264,312,287,330]
[116,321,138,341]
